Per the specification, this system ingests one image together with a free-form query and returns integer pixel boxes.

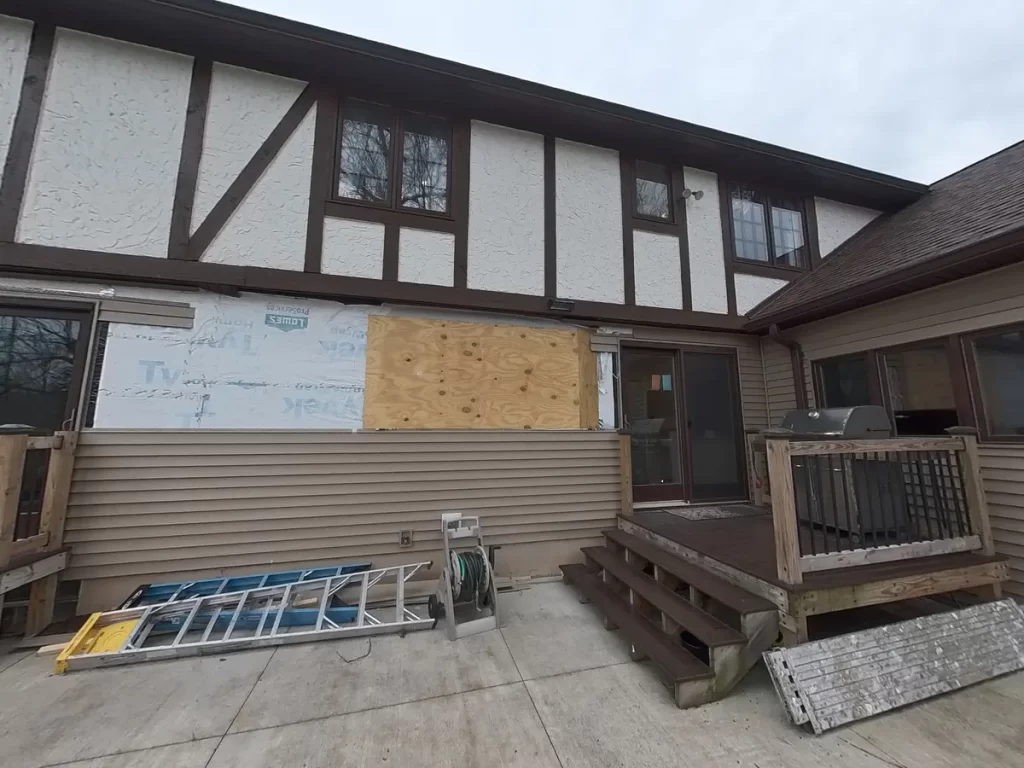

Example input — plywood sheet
[364,316,591,429]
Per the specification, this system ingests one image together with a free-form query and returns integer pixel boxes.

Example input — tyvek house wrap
[94,292,369,428]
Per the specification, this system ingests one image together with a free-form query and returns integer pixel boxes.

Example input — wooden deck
[622,507,1009,644]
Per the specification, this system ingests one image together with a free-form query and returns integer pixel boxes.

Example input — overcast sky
[231,0,1024,184]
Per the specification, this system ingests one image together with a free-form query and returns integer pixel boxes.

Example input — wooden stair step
[560,563,713,684]
[581,546,746,648]
[603,529,774,615]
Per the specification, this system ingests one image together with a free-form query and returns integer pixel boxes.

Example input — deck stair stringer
[560,528,779,708]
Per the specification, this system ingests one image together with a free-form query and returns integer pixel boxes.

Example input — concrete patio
[1,581,1022,768]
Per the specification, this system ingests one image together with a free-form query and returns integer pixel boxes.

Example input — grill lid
[780,406,892,438]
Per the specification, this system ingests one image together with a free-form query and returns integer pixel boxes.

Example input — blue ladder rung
[119,562,372,608]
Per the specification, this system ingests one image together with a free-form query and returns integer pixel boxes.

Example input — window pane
[730,187,769,262]
[0,313,82,430]
[400,113,449,212]
[338,102,392,203]
[635,161,671,220]
[770,199,805,267]
[881,344,958,435]
[818,357,871,408]
[974,329,1024,435]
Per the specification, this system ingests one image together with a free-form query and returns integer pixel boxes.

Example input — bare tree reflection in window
[338,102,392,203]
[635,161,671,220]
[0,314,81,429]
[401,114,449,212]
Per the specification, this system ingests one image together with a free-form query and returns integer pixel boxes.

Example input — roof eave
[745,226,1024,332]
[8,0,928,211]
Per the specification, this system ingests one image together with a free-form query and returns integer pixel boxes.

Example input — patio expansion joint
[499,625,567,768]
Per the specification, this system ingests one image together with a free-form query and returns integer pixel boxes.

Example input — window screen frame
[722,181,813,274]
[963,322,1024,443]
[333,100,454,219]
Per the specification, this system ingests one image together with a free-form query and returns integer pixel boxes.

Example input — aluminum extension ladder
[56,562,432,673]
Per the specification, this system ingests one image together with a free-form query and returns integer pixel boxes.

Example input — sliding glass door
[621,345,747,504]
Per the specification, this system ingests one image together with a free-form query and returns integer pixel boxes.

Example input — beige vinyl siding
[784,261,1024,596]
[761,338,797,426]
[65,429,621,611]
[980,444,1024,597]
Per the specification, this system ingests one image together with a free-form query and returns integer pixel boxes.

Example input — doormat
[664,504,766,521]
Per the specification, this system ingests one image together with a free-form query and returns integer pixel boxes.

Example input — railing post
[618,430,633,518]
[0,434,28,572]
[26,431,78,636]
[746,427,769,508]
[946,426,995,557]
[764,429,802,585]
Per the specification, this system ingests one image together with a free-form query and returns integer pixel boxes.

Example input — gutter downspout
[769,323,808,410]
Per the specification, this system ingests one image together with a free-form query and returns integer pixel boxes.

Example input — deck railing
[756,427,994,585]
[0,431,77,634]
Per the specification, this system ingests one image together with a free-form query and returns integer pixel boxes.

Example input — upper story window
[337,101,451,214]
[726,184,808,269]
[634,161,672,222]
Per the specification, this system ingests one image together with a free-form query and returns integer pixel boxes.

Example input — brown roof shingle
[746,140,1024,327]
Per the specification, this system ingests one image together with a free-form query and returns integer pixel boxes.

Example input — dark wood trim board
[168,58,212,260]
[0,24,55,241]
[544,135,556,297]
[0,242,750,332]
[304,87,338,273]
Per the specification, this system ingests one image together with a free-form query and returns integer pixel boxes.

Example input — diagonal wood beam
[186,84,315,261]
[0,24,55,241]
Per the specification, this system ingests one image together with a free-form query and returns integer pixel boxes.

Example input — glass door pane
[621,348,686,502]
[682,351,746,501]
[0,309,87,430]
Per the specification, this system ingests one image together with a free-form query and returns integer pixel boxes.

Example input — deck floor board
[629,509,1005,592]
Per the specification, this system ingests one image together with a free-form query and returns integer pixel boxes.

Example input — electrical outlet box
[399,530,413,548]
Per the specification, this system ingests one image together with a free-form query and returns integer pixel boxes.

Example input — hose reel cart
[429,513,500,640]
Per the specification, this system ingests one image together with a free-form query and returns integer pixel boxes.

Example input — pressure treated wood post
[25,432,78,636]
[947,427,995,557]
[0,434,28,571]
[764,430,802,585]
[746,428,767,508]
[618,430,633,517]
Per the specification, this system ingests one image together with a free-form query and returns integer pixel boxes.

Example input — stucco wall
[192,63,306,233]
[814,197,880,257]
[18,30,191,258]
[633,230,683,309]
[467,121,545,295]
[0,15,32,177]
[202,107,315,270]
[321,217,384,279]
[683,167,728,314]
[555,139,623,303]
[398,227,455,286]
[735,273,789,315]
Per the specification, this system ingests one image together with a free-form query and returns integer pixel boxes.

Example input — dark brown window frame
[813,336,977,437]
[0,300,94,429]
[619,156,691,309]
[629,159,675,229]
[332,100,455,221]
[721,180,817,277]
[962,321,1024,443]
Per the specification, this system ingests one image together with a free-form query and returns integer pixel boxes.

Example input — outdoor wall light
[547,298,576,312]
[680,188,704,201]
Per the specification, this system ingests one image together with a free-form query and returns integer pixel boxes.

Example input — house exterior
[748,141,1024,598]
[7,0,1020,616]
